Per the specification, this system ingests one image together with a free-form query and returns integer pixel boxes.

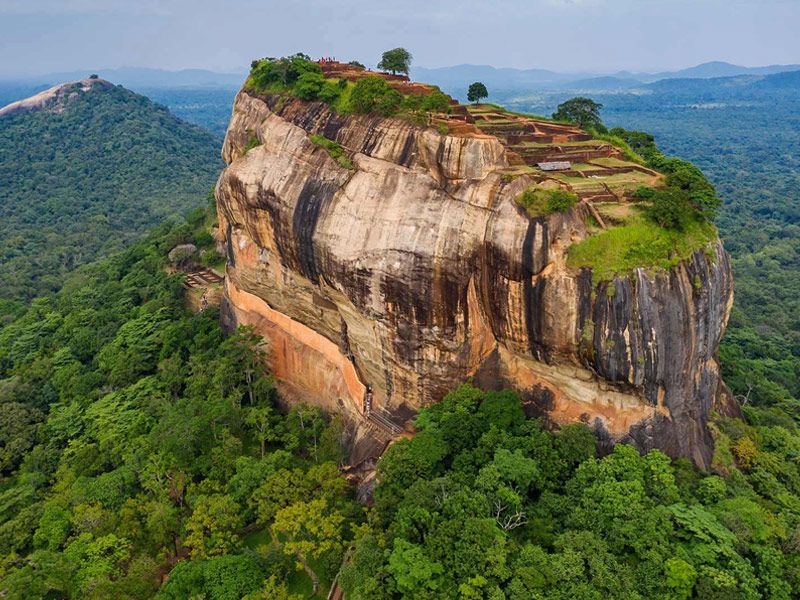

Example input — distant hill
[10,67,245,89]
[753,68,800,90]
[652,60,800,80]
[645,74,759,94]
[644,69,800,95]
[0,78,222,302]
[411,61,800,94]
[411,64,589,91]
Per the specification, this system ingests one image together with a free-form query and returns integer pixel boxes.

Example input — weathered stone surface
[0,78,115,118]
[216,89,737,468]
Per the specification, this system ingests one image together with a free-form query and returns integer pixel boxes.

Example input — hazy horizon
[1,0,798,78]
[6,59,800,82]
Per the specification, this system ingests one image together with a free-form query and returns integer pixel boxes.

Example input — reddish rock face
[216,89,737,468]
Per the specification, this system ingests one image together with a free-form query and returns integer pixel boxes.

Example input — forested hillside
[0,80,221,306]
[0,191,798,599]
[0,202,361,599]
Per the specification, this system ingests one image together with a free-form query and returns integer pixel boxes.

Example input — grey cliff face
[215,89,738,468]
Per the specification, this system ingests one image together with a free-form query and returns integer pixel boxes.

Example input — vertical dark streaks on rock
[522,218,548,361]
[397,131,417,168]
[221,90,738,469]
[292,179,339,284]
[225,222,235,267]
[575,268,594,358]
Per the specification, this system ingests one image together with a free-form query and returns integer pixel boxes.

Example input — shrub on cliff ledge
[309,134,354,169]
[249,54,322,90]
[348,75,403,116]
[517,187,578,217]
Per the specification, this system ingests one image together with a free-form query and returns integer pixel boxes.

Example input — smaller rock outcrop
[0,78,114,118]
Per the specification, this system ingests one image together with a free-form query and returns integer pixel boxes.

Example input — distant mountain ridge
[413,60,800,92]
[650,60,800,80]
[6,61,798,94]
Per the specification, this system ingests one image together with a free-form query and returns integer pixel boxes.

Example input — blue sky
[0,0,798,76]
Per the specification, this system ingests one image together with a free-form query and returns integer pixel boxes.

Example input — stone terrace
[464,104,662,202]
[316,61,660,202]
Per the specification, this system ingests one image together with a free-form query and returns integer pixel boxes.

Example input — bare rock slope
[0,77,114,118]
[216,88,737,468]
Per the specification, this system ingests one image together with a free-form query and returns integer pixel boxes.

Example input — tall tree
[467,81,488,104]
[552,97,606,131]
[377,48,412,76]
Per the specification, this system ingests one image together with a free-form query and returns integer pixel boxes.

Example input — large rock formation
[216,88,737,468]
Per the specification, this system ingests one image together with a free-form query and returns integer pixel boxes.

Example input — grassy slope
[567,209,717,282]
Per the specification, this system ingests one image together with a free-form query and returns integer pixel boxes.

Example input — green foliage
[553,96,606,132]
[646,187,698,229]
[156,554,266,600]
[309,133,354,169]
[247,55,451,125]
[0,203,359,598]
[467,81,488,104]
[567,211,717,282]
[516,187,578,217]
[611,126,722,219]
[348,75,403,116]
[0,83,220,302]
[401,88,453,121]
[340,383,800,599]
[241,128,261,156]
[249,53,322,91]
[377,47,412,75]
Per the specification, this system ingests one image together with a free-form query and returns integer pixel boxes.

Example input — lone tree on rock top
[553,97,606,132]
[378,48,412,76]
[467,81,488,104]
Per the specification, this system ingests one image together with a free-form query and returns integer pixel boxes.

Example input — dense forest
[0,82,221,306]
[0,202,362,599]
[341,384,800,599]
[1,201,799,598]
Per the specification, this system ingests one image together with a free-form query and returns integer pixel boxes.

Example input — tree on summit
[378,47,412,76]
[467,81,488,104]
[553,97,606,132]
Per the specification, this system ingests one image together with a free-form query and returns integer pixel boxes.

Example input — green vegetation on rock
[613,126,722,220]
[246,55,451,122]
[567,210,717,282]
[516,187,578,217]
[241,128,261,156]
[309,134,353,169]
